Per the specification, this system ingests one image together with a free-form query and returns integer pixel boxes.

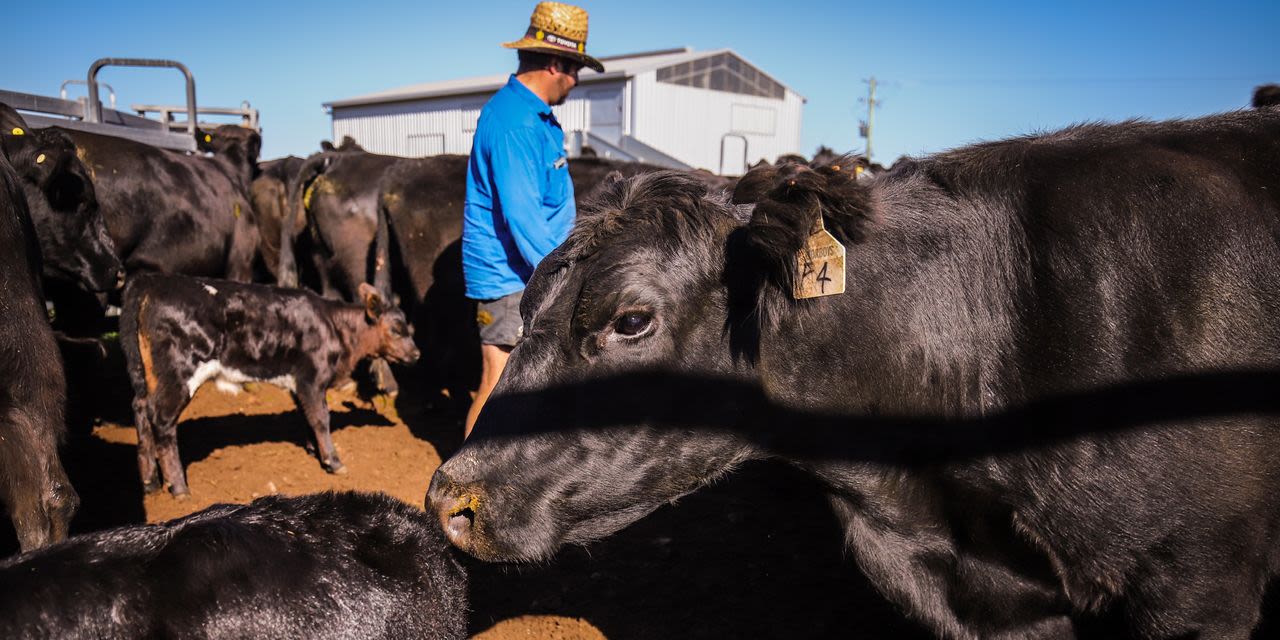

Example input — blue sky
[4,0,1277,164]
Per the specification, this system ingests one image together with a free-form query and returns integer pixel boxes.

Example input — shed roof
[325,48,802,109]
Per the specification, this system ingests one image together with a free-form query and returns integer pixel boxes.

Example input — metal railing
[132,100,259,132]
[60,80,116,110]
[87,58,197,141]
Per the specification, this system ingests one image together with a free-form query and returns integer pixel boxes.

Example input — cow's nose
[427,470,478,549]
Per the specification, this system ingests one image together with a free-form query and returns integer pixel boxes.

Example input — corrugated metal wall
[332,95,487,157]
[331,81,626,158]
[631,70,803,174]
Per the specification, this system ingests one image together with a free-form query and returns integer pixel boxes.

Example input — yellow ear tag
[204,134,212,143]
[35,154,46,164]
[792,214,846,299]
[10,127,23,136]
[233,202,241,218]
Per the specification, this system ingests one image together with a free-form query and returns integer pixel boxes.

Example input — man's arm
[489,128,562,270]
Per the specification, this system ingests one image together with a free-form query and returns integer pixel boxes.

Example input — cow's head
[0,104,124,292]
[357,282,420,365]
[198,125,262,185]
[429,168,873,562]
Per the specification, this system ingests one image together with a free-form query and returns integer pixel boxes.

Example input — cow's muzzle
[426,469,481,552]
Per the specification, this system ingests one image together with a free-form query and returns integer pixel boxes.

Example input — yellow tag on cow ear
[35,153,46,164]
[10,127,23,136]
[204,134,212,143]
[233,202,241,218]
[793,216,846,299]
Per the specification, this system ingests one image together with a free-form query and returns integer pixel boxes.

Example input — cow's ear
[601,170,625,188]
[320,140,336,152]
[0,103,29,137]
[38,131,91,211]
[739,164,871,302]
[358,283,384,320]
[196,129,215,152]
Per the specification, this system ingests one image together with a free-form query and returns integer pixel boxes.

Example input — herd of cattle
[0,84,1277,638]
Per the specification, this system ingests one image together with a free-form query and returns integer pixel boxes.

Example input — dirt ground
[6,340,1280,638]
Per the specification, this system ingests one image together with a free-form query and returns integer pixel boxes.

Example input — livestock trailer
[1,58,258,151]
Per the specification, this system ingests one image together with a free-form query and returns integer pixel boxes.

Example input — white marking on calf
[203,284,219,296]
[187,360,297,398]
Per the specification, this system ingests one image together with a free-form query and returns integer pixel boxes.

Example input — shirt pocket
[543,155,570,213]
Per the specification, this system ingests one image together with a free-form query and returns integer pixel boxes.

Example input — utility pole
[858,76,881,163]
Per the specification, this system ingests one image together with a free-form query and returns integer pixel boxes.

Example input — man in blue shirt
[462,2,604,437]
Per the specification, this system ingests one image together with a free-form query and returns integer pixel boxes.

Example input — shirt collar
[506,74,554,119]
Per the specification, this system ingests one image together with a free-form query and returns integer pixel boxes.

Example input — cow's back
[123,274,343,381]
[68,129,246,277]
[0,492,468,639]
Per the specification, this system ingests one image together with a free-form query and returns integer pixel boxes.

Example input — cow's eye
[613,311,652,337]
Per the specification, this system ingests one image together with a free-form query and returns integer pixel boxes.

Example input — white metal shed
[323,48,805,175]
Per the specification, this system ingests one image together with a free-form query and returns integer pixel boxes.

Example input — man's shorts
[475,289,523,348]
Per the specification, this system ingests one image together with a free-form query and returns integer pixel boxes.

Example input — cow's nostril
[442,493,478,546]
[446,509,473,542]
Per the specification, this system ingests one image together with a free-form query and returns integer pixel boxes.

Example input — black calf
[0,491,467,639]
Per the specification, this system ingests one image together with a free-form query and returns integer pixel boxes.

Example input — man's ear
[358,282,384,320]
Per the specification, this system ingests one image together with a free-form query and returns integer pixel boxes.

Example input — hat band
[523,26,585,53]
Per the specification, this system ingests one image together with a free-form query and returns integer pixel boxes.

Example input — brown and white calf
[120,274,419,497]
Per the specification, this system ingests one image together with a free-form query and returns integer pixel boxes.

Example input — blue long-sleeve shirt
[462,75,576,300]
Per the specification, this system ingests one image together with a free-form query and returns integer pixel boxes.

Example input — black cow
[120,274,419,497]
[429,110,1280,638]
[251,155,306,285]
[0,146,78,552]
[0,104,123,294]
[65,124,261,281]
[0,491,467,639]
[292,148,401,301]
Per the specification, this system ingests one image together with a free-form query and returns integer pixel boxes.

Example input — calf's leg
[295,386,345,475]
[132,397,161,493]
[149,388,192,497]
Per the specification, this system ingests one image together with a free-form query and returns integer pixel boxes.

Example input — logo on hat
[501,2,604,73]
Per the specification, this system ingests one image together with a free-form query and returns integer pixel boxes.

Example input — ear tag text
[793,214,846,299]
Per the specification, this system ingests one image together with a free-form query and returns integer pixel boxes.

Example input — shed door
[407,133,444,157]
[588,87,624,145]
[720,134,748,176]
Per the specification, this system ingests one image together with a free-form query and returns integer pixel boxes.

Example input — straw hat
[502,2,604,73]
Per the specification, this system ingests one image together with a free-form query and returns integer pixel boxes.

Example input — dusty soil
[7,340,1280,638]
